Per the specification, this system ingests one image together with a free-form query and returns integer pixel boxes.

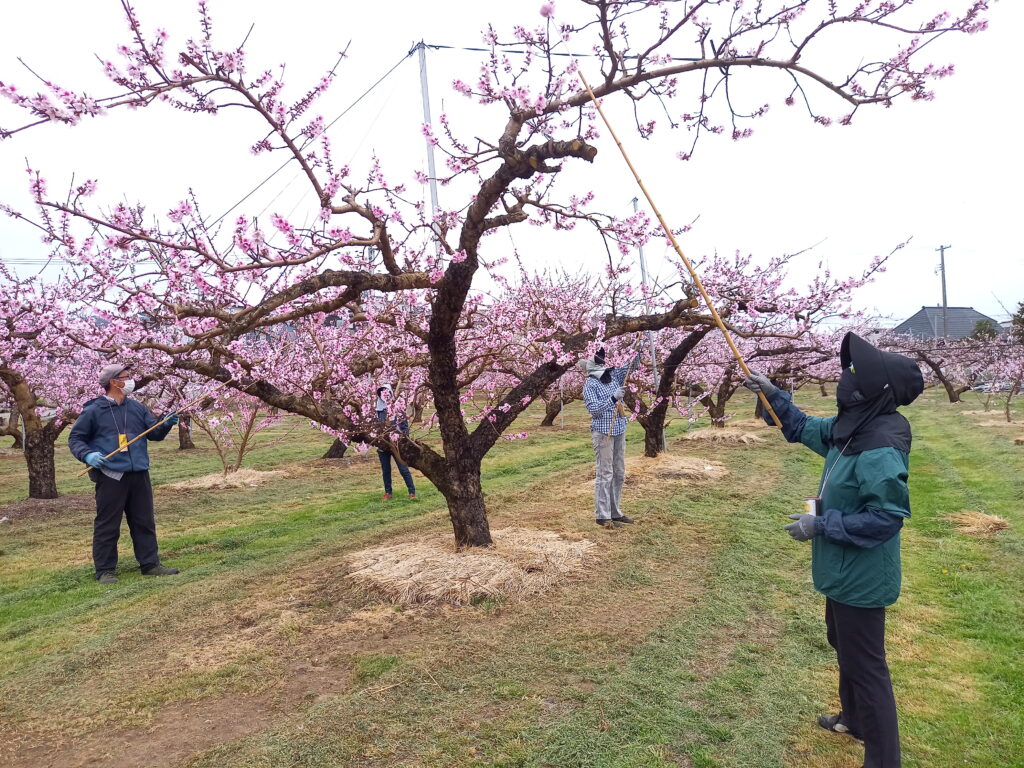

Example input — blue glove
[84,451,107,469]
[164,413,180,426]
[784,513,820,542]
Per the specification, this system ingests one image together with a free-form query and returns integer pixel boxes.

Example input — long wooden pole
[606,346,640,439]
[578,72,782,428]
[75,377,239,478]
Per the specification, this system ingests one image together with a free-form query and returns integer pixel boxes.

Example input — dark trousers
[826,597,901,768]
[91,469,160,575]
[377,449,415,495]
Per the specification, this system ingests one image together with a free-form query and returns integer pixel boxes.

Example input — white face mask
[121,379,136,395]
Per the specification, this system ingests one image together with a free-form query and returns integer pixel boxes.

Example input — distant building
[892,306,1004,340]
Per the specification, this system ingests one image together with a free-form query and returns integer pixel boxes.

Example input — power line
[208,49,416,228]
[420,42,700,62]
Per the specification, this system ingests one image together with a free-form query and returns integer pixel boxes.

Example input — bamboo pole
[75,377,240,478]
[578,71,782,429]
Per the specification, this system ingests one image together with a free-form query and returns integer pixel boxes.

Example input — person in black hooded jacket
[744,332,924,768]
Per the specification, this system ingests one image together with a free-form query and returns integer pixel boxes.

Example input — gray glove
[612,386,625,402]
[784,513,820,542]
[743,372,777,397]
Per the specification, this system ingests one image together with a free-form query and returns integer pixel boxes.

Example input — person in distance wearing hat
[743,332,924,768]
[68,363,181,584]
[582,341,642,529]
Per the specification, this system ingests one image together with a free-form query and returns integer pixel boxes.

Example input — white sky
[1,0,1021,324]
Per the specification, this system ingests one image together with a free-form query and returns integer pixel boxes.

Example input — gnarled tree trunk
[539,396,562,427]
[322,438,347,459]
[0,369,68,499]
[410,400,425,425]
[635,327,713,457]
[178,414,196,449]
[1,417,24,449]
[916,352,969,403]
[24,425,59,499]
[433,460,492,549]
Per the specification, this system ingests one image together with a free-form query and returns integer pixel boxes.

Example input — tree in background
[0,273,112,498]
[1011,302,1024,345]
[970,318,1000,340]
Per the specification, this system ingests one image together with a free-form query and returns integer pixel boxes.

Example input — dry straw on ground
[624,453,729,483]
[345,527,597,605]
[166,468,285,490]
[975,420,1017,428]
[676,430,766,446]
[947,511,1010,537]
[570,453,727,496]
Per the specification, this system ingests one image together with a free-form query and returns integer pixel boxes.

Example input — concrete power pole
[416,42,442,252]
[632,197,666,451]
[936,244,951,338]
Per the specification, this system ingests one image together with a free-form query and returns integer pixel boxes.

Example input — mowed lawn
[0,390,1021,768]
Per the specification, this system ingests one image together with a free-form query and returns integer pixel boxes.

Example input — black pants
[826,597,901,768]
[91,469,160,575]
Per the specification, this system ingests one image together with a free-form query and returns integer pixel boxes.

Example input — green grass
[0,392,1021,767]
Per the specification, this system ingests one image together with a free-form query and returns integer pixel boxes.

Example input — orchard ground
[0,389,1021,768]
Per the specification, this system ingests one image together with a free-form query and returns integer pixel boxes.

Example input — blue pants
[378,449,415,495]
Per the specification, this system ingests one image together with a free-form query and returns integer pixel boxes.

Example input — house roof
[891,306,1002,340]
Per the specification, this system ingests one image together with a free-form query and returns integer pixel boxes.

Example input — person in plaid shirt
[583,343,641,528]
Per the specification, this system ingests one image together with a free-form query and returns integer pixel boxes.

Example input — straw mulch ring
[573,454,727,494]
[676,429,765,446]
[947,511,1010,537]
[623,453,728,484]
[345,527,597,605]
[166,468,285,490]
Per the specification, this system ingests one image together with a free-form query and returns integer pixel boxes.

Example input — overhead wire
[7,41,690,272]
[208,48,416,229]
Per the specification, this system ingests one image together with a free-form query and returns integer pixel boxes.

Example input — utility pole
[936,244,951,338]
[632,197,666,451]
[415,42,442,251]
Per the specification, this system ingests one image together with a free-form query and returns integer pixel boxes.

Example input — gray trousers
[592,430,626,520]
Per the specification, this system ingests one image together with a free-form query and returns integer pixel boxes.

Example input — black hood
[832,332,923,454]
[840,332,924,406]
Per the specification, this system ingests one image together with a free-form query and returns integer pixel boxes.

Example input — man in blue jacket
[68,363,181,584]
[744,332,924,768]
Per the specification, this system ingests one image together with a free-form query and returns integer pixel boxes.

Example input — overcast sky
[2,0,1021,325]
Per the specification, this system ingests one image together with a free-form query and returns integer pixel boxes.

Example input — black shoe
[595,519,621,529]
[611,515,635,524]
[818,713,862,741]
[97,571,118,585]
[142,564,180,576]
